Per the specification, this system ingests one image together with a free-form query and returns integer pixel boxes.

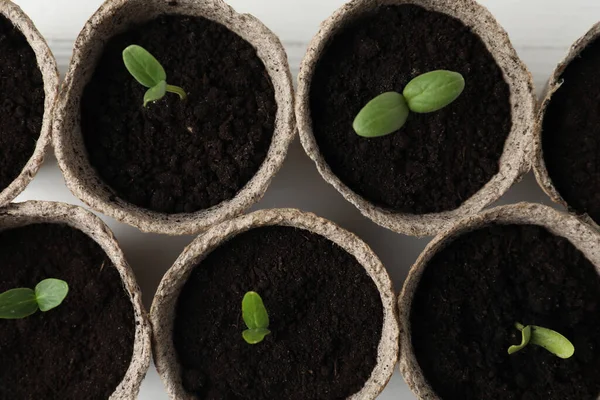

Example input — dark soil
[173,226,384,400]
[0,15,45,193]
[542,37,600,225]
[0,223,135,400]
[310,4,512,214]
[411,224,600,400]
[81,15,276,214]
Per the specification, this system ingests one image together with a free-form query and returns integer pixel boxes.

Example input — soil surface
[0,15,45,193]
[411,224,600,400]
[81,15,276,214]
[0,223,135,400]
[310,4,512,214]
[542,36,600,225]
[173,226,384,399]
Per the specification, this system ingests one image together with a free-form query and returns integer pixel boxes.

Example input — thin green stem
[166,84,187,100]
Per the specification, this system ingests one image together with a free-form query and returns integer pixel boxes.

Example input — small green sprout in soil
[241,291,270,344]
[0,278,69,319]
[122,44,187,107]
[508,322,575,359]
[353,70,465,138]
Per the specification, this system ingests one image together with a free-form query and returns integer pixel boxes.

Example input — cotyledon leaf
[352,92,410,138]
[35,278,69,312]
[508,325,531,355]
[143,80,167,107]
[0,288,38,319]
[242,291,269,330]
[123,44,166,88]
[403,70,465,113]
[242,328,271,345]
[529,325,575,359]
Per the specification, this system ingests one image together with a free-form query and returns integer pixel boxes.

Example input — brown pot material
[296,0,536,237]
[0,1,59,207]
[52,0,295,235]
[151,208,399,400]
[0,201,151,399]
[533,22,600,230]
[398,202,600,399]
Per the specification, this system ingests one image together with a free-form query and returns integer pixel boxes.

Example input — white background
[9,0,599,398]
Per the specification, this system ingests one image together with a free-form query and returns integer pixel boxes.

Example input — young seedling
[0,278,69,319]
[508,322,575,359]
[353,70,465,138]
[122,44,187,107]
[241,291,270,344]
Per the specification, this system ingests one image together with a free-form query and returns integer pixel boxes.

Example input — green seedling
[242,291,270,344]
[508,322,575,359]
[0,278,69,319]
[122,44,187,107]
[353,70,465,138]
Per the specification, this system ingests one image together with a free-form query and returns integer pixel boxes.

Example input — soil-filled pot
[296,0,536,237]
[151,208,399,399]
[0,201,151,399]
[398,203,600,400]
[53,0,295,235]
[534,22,600,230]
[0,1,59,207]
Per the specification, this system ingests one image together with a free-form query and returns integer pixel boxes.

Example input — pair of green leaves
[0,279,69,319]
[353,70,465,138]
[123,45,187,107]
[508,322,575,359]
[242,291,270,344]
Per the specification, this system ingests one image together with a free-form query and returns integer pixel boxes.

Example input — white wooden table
[11,0,599,398]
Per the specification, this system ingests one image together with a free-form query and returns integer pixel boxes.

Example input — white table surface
[10,0,598,398]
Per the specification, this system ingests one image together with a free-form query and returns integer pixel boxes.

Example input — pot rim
[52,0,295,235]
[532,21,600,231]
[0,200,152,399]
[150,207,400,400]
[296,0,536,237]
[397,202,600,399]
[0,1,59,208]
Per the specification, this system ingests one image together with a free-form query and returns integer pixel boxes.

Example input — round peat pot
[0,201,151,399]
[296,0,536,237]
[398,203,600,400]
[53,0,295,235]
[151,209,399,400]
[534,22,600,230]
[0,1,59,207]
